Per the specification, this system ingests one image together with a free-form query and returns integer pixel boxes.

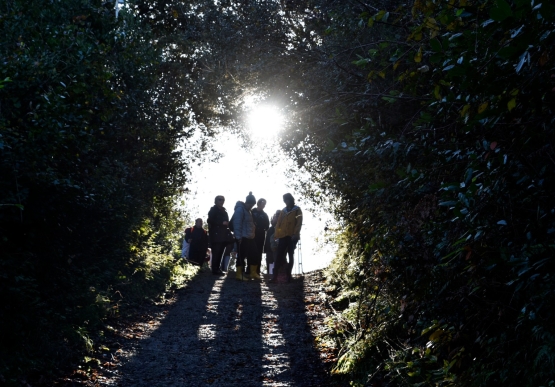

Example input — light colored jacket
[232,201,255,240]
[274,205,302,239]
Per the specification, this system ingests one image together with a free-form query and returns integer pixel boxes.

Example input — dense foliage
[2,0,555,385]
[266,0,555,385]
[0,0,315,382]
[0,0,210,382]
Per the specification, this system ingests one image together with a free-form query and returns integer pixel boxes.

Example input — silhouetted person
[185,218,209,266]
[265,210,281,275]
[207,195,233,275]
[272,193,302,282]
[251,198,269,275]
[232,192,258,281]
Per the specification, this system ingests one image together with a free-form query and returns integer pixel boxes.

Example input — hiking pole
[297,239,303,275]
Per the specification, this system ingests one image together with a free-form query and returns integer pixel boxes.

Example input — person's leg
[246,238,261,280]
[238,240,247,274]
[210,242,225,274]
[265,251,273,274]
[272,237,290,280]
[236,238,249,280]
[286,238,298,280]
[220,242,234,272]
[254,233,265,274]
[181,238,189,258]
[188,242,204,265]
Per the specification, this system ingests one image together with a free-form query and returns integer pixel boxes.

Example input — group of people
[182,191,303,283]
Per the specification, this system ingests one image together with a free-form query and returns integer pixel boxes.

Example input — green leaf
[352,58,371,66]
[430,53,443,63]
[430,38,442,52]
[375,10,387,21]
[414,47,423,63]
[429,329,444,341]
[490,0,513,21]
[325,138,335,151]
[507,98,516,111]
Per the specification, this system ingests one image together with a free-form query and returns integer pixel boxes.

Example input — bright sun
[247,105,283,140]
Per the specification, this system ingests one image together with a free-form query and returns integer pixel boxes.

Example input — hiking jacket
[207,205,231,243]
[185,226,208,263]
[252,207,269,247]
[274,205,302,239]
[232,201,255,240]
[251,208,270,232]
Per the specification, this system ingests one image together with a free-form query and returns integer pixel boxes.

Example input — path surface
[94,270,339,386]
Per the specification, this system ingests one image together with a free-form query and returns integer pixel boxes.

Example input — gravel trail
[95,269,339,387]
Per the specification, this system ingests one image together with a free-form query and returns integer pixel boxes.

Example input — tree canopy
[1,0,554,385]
[257,0,555,385]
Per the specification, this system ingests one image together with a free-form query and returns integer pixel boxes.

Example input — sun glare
[247,106,283,140]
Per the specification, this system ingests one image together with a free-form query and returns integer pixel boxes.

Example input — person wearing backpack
[185,218,209,266]
[232,192,258,281]
[207,195,233,275]
[271,193,303,283]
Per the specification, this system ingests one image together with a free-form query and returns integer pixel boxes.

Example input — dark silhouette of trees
[2,0,554,385]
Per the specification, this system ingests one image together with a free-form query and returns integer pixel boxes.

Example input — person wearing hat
[272,193,303,282]
[231,192,259,281]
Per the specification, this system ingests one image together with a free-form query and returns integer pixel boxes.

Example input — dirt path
[89,269,341,386]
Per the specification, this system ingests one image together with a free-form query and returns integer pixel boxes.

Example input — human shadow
[115,269,264,387]
[115,269,219,386]
[114,270,335,386]
[208,272,265,386]
[264,274,338,386]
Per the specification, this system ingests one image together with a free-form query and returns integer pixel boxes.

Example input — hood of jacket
[282,205,300,214]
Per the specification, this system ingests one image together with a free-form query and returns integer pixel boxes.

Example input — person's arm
[222,210,229,226]
[232,208,243,240]
[292,208,303,239]
[262,213,270,231]
[207,207,215,227]
[270,230,279,250]
[274,211,285,239]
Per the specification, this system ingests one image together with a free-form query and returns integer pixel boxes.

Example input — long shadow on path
[115,270,336,386]
[264,276,337,387]
[115,270,218,386]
